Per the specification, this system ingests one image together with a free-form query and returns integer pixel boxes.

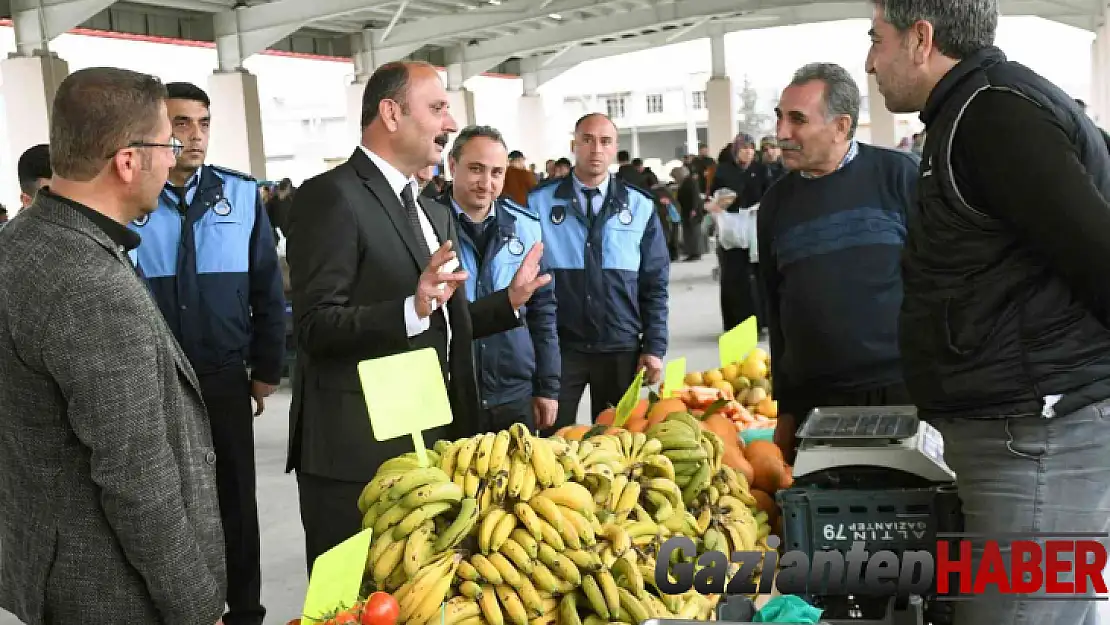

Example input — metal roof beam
[212,0,393,68]
[459,0,764,80]
[369,0,628,64]
[11,0,117,54]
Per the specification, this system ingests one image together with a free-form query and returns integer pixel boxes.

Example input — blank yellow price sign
[719,316,758,367]
[613,368,646,427]
[301,528,373,623]
[357,347,454,467]
[662,357,687,398]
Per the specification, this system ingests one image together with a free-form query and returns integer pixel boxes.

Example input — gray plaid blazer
[0,194,227,624]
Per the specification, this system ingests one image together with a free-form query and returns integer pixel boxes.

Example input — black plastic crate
[778,485,962,557]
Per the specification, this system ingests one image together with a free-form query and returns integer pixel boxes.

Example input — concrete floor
[2,256,1107,623]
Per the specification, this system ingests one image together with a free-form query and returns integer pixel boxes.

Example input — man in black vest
[866,2,1110,624]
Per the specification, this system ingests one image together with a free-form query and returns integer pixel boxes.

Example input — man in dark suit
[0,67,226,625]
[285,60,551,571]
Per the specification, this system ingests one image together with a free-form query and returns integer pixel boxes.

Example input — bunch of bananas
[354,415,775,624]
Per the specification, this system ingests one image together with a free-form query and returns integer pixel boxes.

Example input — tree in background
[736,75,773,139]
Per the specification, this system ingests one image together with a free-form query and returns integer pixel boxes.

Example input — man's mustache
[434,135,449,147]
[778,140,802,151]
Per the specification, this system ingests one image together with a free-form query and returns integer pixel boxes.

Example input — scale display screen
[799,405,919,440]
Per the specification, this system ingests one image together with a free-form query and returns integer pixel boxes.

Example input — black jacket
[902,46,1110,420]
[284,148,519,481]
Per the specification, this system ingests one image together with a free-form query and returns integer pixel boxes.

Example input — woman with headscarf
[709,133,772,332]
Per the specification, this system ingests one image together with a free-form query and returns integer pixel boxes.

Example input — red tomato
[332,610,359,625]
[360,592,400,625]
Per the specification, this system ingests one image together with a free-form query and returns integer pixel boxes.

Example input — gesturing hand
[638,354,664,386]
[415,241,470,319]
[508,242,553,310]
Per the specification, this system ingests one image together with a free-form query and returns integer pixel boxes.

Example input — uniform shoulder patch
[501,198,539,221]
[208,164,257,182]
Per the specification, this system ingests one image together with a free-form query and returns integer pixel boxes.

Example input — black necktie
[401,184,432,258]
[583,188,600,224]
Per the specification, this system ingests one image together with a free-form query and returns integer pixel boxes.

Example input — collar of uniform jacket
[920,45,1008,127]
[799,139,859,179]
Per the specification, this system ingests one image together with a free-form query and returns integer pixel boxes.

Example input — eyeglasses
[107,136,184,159]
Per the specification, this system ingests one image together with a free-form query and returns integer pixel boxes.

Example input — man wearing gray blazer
[0,68,227,625]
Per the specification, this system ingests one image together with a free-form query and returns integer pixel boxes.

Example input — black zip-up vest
[901,46,1110,420]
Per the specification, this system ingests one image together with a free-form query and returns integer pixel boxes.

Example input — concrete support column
[517,92,547,167]
[2,53,68,213]
[347,80,368,150]
[207,70,267,178]
[706,77,735,157]
[630,126,641,158]
[705,27,735,154]
[683,84,699,155]
[866,73,898,148]
[442,88,475,181]
[1092,18,1109,126]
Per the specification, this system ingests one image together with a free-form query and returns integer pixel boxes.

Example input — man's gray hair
[871,0,997,59]
[789,63,861,140]
[450,125,507,161]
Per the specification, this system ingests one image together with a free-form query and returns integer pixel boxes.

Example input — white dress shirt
[358,146,449,343]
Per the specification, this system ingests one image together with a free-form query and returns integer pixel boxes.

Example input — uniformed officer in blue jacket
[529,113,670,433]
[436,125,560,431]
[127,82,284,625]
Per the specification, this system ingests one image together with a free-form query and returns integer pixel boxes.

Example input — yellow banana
[372,500,410,537]
[529,440,556,487]
[398,552,456,622]
[457,559,481,582]
[370,539,405,585]
[555,507,582,550]
[617,587,649,624]
[458,579,483,599]
[455,436,481,475]
[615,480,641,519]
[580,574,610,620]
[640,437,663,457]
[612,556,645,598]
[480,508,508,554]
[520,464,538,501]
[490,508,518,552]
[528,561,561,594]
[402,519,434,578]
[496,584,529,625]
[595,569,620,615]
[464,470,482,498]
[558,592,583,625]
[489,430,512,474]
[475,432,496,477]
[393,500,453,540]
[515,573,545,617]
[528,496,564,533]
[565,548,603,573]
[513,501,544,540]
[438,440,461,478]
[534,482,595,514]
[507,453,527,498]
[607,474,629,511]
[434,496,478,552]
[478,583,504,625]
[559,506,596,547]
[600,523,630,557]
[537,543,581,586]
[441,595,481,625]
[478,481,494,518]
[401,480,465,510]
[536,518,565,552]
[470,553,504,585]
[358,472,405,514]
[490,469,510,504]
[510,528,539,559]
[499,537,534,574]
[386,467,450,502]
[487,551,523,588]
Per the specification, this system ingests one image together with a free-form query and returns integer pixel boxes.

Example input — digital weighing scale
[792,405,955,484]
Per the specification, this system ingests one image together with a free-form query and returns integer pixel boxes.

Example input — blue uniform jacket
[128,165,286,384]
[527,172,669,357]
[437,191,560,407]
